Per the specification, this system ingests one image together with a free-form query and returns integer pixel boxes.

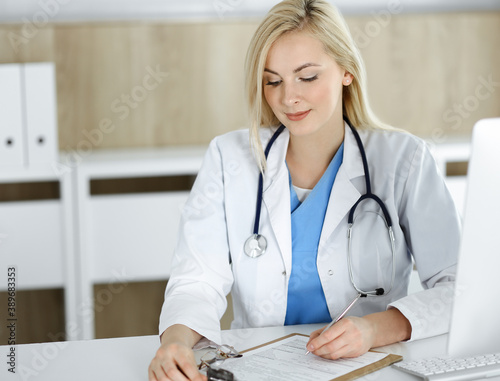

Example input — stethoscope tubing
[247,118,396,297]
[252,125,286,235]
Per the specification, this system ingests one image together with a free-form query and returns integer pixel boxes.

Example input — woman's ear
[343,72,354,86]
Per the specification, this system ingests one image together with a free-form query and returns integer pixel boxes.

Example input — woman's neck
[286,120,345,189]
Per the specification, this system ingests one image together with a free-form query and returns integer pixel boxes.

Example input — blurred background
[0,0,499,345]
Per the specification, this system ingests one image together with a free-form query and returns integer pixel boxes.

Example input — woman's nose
[281,82,301,106]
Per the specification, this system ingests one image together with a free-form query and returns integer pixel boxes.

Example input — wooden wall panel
[1,13,499,152]
[94,281,167,339]
[0,289,65,345]
[53,22,257,150]
[347,12,500,141]
[0,25,54,63]
[92,281,234,338]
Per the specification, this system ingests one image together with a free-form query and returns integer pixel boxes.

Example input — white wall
[1,0,500,23]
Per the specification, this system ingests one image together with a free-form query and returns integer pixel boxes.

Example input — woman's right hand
[148,325,207,381]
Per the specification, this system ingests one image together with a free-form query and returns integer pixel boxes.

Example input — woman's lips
[285,110,311,121]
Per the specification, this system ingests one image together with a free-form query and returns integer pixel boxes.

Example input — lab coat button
[328,270,334,276]
[282,271,286,276]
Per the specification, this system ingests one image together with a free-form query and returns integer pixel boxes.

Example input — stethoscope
[244,117,396,297]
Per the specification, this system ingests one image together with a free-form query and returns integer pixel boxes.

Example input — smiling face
[263,31,353,139]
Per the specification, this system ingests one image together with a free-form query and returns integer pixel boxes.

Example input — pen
[305,293,365,355]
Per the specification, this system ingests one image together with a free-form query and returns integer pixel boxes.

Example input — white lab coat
[159,123,461,345]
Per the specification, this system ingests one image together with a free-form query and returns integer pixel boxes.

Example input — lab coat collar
[261,122,365,184]
[261,126,292,275]
[261,126,290,190]
[261,122,367,275]
[341,122,366,180]
[319,123,365,246]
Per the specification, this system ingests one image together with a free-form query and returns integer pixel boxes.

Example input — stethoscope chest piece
[244,234,267,258]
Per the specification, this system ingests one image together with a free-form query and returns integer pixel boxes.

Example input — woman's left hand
[306,316,375,360]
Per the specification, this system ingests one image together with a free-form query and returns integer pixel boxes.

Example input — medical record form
[219,334,402,381]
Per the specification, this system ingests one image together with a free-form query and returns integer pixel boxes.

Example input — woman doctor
[149,1,460,380]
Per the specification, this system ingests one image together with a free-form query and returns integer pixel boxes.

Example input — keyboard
[392,353,500,380]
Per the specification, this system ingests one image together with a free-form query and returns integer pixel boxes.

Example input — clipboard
[239,333,403,381]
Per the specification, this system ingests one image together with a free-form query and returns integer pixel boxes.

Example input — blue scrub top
[284,143,344,325]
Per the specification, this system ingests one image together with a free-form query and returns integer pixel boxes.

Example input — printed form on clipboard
[218,333,402,381]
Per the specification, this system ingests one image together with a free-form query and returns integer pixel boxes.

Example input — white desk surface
[2,324,499,381]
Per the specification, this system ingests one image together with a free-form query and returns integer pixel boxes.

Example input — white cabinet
[0,167,76,343]
[0,145,206,340]
[0,62,58,169]
[69,146,206,339]
[0,61,73,338]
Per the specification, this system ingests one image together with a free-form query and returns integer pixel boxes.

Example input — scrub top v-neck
[284,143,344,325]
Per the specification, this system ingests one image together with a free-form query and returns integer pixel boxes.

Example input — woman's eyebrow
[264,68,279,75]
[293,63,321,73]
[264,63,321,76]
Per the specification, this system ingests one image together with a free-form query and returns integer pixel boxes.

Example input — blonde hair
[245,0,389,171]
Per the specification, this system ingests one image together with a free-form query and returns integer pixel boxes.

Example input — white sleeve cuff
[388,282,454,341]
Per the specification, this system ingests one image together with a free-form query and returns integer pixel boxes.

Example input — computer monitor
[448,118,500,358]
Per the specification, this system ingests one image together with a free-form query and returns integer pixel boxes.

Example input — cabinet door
[23,62,58,166]
[89,192,189,283]
[0,200,64,290]
[0,64,25,168]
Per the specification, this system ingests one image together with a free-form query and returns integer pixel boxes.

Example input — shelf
[68,146,207,179]
[0,163,63,183]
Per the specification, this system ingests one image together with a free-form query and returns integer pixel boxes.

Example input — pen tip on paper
[305,350,310,355]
